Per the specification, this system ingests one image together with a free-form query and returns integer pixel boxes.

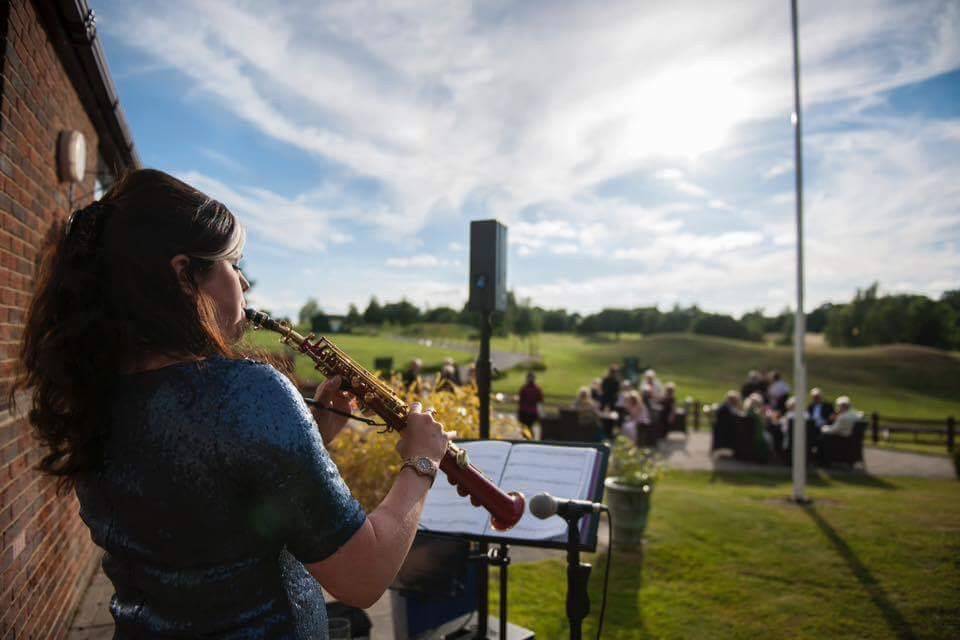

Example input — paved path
[661,431,955,479]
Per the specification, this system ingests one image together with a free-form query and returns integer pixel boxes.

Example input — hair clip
[64,207,86,238]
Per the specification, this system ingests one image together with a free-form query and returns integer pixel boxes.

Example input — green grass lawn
[489,333,960,419]
[490,470,960,639]
[242,328,474,385]
[243,326,960,419]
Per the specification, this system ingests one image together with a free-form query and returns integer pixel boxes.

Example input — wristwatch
[401,456,438,485]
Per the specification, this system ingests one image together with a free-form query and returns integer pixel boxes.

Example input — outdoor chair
[711,414,737,451]
[733,415,767,462]
[666,409,688,437]
[818,420,867,467]
[541,410,600,443]
[784,418,818,466]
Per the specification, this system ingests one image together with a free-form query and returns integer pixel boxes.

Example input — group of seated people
[402,357,476,393]
[568,365,682,445]
[713,376,865,465]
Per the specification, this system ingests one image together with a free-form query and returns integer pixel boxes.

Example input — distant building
[0,1,138,636]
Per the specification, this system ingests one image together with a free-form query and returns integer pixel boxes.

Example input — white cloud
[101,0,960,314]
[655,168,708,198]
[385,255,459,268]
[181,171,354,252]
[764,160,792,179]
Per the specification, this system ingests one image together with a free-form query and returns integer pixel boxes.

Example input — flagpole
[790,0,808,502]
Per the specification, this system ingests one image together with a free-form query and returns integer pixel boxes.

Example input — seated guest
[615,379,635,422]
[807,388,834,429]
[601,365,621,411]
[767,371,790,412]
[620,391,652,445]
[779,396,797,452]
[659,382,677,431]
[590,378,603,404]
[403,358,423,391]
[642,369,664,402]
[744,393,772,461]
[741,370,762,401]
[640,384,654,411]
[757,370,771,403]
[441,357,461,385]
[573,387,600,424]
[821,396,860,437]
[712,390,741,451]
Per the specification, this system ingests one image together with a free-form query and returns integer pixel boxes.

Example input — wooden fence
[869,413,956,453]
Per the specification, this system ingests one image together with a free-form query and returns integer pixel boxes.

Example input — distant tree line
[821,284,959,350]
[296,283,960,350]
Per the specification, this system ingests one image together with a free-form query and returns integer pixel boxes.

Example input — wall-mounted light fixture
[57,130,87,183]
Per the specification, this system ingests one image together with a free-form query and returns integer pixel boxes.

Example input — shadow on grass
[591,546,647,637]
[803,506,917,640]
[707,465,899,490]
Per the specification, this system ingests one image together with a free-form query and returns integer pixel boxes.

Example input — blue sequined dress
[75,357,367,639]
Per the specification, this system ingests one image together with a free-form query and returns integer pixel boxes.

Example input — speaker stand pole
[478,310,492,440]
[565,515,591,640]
[476,311,493,638]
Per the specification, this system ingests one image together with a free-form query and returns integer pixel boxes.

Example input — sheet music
[486,444,599,540]
[419,440,513,535]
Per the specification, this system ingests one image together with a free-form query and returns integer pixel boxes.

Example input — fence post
[871,412,879,445]
[694,401,701,431]
[948,416,955,453]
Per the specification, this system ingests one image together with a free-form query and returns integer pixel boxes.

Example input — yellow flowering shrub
[326,376,531,511]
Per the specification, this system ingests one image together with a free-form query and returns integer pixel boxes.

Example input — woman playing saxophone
[15,169,450,638]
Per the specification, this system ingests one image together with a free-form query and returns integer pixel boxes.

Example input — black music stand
[419,439,610,640]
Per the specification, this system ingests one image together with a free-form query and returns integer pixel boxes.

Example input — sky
[94,0,960,319]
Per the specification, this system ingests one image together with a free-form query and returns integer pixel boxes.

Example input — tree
[806,303,832,333]
[691,313,757,341]
[363,297,383,325]
[382,299,420,325]
[540,308,575,332]
[310,310,331,333]
[424,306,459,323]
[298,298,319,327]
[346,303,362,327]
[824,284,957,349]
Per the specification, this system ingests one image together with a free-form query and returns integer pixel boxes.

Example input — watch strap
[401,456,438,485]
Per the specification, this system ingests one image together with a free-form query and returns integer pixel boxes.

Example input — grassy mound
[489,333,960,419]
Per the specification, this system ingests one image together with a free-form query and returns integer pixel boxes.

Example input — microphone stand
[564,513,592,640]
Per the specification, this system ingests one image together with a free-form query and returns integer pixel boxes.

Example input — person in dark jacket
[600,365,621,411]
[807,387,835,429]
[712,390,742,452]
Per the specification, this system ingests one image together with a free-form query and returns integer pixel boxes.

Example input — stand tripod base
[444,616,535,640]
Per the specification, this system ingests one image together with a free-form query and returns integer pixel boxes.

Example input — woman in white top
[621,390,652,445]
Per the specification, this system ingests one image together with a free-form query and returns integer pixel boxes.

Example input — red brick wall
[0,0,106,636]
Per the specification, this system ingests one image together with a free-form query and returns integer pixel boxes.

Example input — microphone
[529,492,606,520]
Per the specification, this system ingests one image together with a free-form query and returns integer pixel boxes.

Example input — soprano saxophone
[245,308,525,531]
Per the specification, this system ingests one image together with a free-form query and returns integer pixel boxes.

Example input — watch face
[416,458,434,474]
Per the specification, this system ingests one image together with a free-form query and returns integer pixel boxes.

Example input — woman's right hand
[396,402,449,463]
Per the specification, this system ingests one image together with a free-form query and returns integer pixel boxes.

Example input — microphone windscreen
[529,493,557,519]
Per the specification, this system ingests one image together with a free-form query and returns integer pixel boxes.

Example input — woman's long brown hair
[12,169,242,491]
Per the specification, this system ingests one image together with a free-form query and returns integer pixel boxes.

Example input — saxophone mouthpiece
[244,307,281,332]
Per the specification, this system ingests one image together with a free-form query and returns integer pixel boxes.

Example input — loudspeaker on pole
[468,220,508,313]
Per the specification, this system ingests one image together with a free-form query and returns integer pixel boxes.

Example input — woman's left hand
[312,375,356,445]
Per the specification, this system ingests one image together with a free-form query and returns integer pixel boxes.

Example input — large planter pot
[604,477,653,550]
